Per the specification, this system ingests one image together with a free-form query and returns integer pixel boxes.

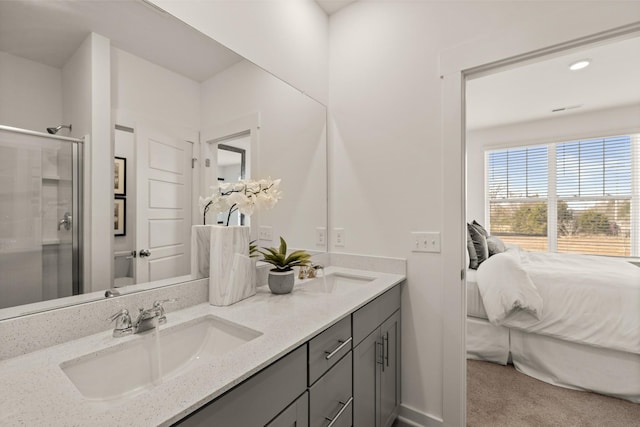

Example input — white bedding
[476,247,640,355]
[466,270,488,319]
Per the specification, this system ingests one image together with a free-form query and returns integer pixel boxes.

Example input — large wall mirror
[0,1,327,320]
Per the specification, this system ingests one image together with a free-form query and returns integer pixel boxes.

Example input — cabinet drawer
[353,285,400,346]
[308,315,352,385]
[309,352,352,427]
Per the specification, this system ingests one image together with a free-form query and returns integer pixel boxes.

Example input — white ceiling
[0,1,243,82]
[315,0,357,15]
[466,36,640,130]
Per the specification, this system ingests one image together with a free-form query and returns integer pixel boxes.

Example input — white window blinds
[487,145,549,251]
[486,134,639,257]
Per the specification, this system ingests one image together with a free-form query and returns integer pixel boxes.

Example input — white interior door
[135,125,192,283]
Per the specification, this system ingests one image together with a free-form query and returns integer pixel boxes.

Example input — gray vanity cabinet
[353,287,401,427]
[379,311,400,427]
[174,284,401,427]
[266,392,309,427]
[173,345,306,427]
[309,352,353,427]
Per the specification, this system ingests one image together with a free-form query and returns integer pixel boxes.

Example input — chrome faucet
[298,263,324,280]
[108,299,177,338]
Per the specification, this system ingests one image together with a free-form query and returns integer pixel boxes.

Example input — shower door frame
[71,139,83,295]
[0,125,84,298]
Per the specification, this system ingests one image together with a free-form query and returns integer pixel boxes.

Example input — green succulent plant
[259,237,311,272]
[249,240,259,258]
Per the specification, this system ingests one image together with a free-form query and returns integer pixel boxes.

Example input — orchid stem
[226,204,238,226]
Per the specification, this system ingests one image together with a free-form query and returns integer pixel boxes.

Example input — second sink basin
[302,272,375,293]
[60,315,261,403]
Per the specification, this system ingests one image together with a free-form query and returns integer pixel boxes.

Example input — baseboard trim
[396,404,443,427]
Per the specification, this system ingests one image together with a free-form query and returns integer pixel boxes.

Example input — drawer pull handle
[377,340,385,372]
[384,332,389,367]
[325,337,352,360]
[324,397,353,427]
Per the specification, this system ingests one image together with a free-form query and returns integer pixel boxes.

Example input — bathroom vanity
[0,266,404,426]
[176,279,401,427]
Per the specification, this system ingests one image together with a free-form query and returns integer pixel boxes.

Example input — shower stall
[0,125,83,310]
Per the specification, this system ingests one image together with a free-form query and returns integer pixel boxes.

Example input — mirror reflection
[216,141,248,226]
[0,1,327,319]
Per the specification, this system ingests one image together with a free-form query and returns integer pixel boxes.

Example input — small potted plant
[259,237,311,294]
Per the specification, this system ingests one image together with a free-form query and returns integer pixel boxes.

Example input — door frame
[200,113,260,233]
[440,21,640,427]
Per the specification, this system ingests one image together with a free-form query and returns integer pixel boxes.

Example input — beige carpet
[467,360,640,427]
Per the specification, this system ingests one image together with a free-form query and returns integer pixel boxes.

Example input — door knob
[58,212,72,231]
[139,249,151,258]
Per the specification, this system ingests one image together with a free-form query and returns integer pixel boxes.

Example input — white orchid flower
[201,177,282,225]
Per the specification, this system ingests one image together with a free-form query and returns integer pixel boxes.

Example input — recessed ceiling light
[569,59,590,71]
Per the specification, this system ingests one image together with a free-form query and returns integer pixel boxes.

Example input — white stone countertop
[0,267,405,427]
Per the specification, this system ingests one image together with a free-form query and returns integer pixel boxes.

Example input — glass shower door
[0,126,82,310]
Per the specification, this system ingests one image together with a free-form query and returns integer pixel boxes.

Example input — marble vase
[191,225,255,306]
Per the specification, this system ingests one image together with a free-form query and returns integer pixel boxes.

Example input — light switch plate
[259,226,273,241]
[334,228,345,247]
[411,231,441,253]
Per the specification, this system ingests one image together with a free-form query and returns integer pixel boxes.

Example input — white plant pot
[191,225,256,306]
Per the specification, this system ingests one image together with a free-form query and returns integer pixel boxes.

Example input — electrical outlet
[316,227,326,246]
[334,228,345,247]
[411,231,441,253]
[259,226,273,241]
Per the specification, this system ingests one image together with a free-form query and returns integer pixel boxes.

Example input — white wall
[0,51,62,132]
[148,0,329,105]
[111,47,201,134]
[467,104,640,223]
[63,33,112,293]
[201,60,327,251]
[329,2,640,426]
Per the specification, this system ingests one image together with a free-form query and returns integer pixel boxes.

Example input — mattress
[466,269,488,320]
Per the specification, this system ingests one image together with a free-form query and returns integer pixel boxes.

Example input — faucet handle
[108,308,129,322]
[153,298,177,324]
[108,309,132,338]
[153,298,177,307]
[310,263,324,278]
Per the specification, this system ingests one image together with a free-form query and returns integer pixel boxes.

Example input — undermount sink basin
[302,272,375,293]
[60,315,261,402]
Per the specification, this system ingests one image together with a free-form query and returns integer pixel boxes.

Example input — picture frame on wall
[114,198,126,236]
[114,157,126,196]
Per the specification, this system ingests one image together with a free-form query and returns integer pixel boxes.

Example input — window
[486,134,639,257]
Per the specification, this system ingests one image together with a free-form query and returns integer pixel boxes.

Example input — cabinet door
[380,311,400,427]
[353,329,380,427]
[267,391,309,427]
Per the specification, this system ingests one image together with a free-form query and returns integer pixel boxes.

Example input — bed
[466,245,640,403]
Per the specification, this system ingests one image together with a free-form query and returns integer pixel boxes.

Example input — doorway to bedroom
[464,31,640,425]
